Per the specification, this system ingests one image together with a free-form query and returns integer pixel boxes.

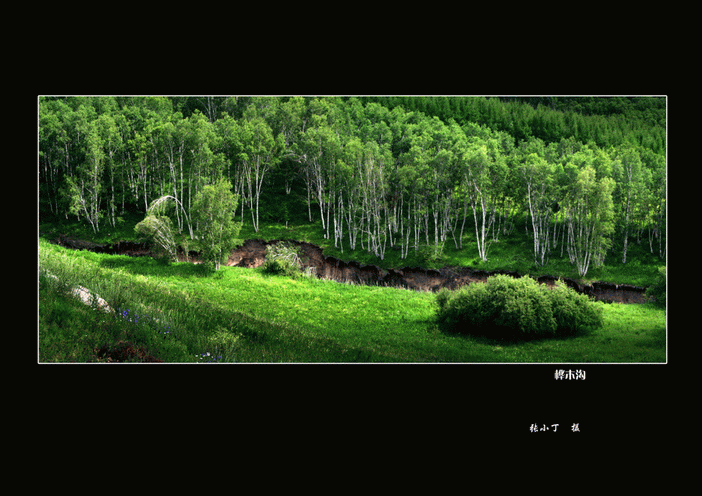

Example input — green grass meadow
[38,237,666,363]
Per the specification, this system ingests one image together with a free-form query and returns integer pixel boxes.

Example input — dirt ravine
[52,236,152,257]
[225,239,650,304]
[49,235,651,304]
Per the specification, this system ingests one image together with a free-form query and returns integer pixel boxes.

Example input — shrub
[134,215,178,263]
[645,266,666,306]
[436,274,603,340]
[263,241,304,278]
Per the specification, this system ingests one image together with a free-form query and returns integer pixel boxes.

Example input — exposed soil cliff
[49,236,651,304]
[53,236,152,257]
[225,239,650,304]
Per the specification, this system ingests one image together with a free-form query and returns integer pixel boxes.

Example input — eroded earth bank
[50,236,651,304]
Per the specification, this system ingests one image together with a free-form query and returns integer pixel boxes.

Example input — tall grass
[38,239,398,362]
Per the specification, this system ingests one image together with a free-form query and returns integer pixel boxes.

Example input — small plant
[417,243,445,266]
[263,241,304,278]
[197,328,241,363]
[195,351,224,363]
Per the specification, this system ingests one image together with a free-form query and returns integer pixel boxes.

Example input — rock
[72,285,113,313]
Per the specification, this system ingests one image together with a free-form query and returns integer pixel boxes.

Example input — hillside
[38,238,666,363]
[39,96,666,279]
[38,96,667,363]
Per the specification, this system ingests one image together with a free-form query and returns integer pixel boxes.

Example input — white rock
[72,285,113,313]
[42,269,113,313]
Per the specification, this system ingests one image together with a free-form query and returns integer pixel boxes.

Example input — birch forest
[38,96,666,277]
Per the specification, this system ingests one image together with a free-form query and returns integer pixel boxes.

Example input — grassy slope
[38,239,666,363]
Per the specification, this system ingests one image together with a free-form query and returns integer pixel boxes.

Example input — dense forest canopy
[38,96,666,276]
[363,96,666,153]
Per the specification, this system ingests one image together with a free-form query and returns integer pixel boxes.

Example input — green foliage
[368,96,666,154]
[134,214,178,263]
[191,179,243,271]
[548,282,605,335]
[645,266,666,306]
[262,241,304,278]
[39,96,666,278]
[436,275,603,340]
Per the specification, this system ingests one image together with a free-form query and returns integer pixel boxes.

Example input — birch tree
[296,119,340,238]
[461,139,496,262]
[642,149,666,258]
[94,113,122,228]
[184,111,217,213]
[215,113,246,221]
[39,98,70,216]
[236,116,282,232]
[612,145,644,264]
[358,140,390,259]
[520,152,556,266]
[562,163,615,276]
[67,120,104,232]
[275,96,308,194]
[160,114,189,232]
[190,179,242,271]
[339,136,364,251]
[426,119,460,259]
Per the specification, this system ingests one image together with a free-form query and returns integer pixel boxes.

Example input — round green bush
[436,274,603,340]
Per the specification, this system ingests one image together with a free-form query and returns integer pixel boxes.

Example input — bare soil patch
[95,341,164,363]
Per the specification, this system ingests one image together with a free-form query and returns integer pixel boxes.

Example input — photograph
[37,95,667,366]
